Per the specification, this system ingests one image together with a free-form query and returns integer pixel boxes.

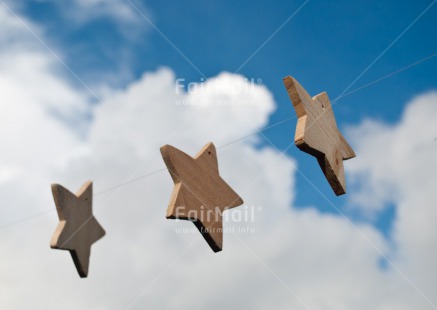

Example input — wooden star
[283,76,356,196]
[50,181,105,278]
[160,142,243,252]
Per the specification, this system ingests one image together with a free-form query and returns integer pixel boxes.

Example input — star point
[283,76,356,195]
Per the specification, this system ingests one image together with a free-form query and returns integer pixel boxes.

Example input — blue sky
[21,0,436,235]
[1,1,437,308]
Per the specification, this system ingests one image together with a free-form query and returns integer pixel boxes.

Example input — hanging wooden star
[283,76,356,195]
[50,181,105,278]
[160,142,243,252]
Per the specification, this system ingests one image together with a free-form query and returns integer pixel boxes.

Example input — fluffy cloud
[0,5,89,224]
[1,5,436,310]
[27,0,149,31]
[71,0,143,23]
[347,91,437,307]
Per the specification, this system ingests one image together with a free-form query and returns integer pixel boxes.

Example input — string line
[332,52,437,103]
[0,52,435,230]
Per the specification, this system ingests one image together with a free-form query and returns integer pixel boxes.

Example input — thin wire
[0,209,53,230]
[332,52,437,103]
[217,116,297,149]
[219,51,437,150]
[1,52,435,230]
[0,118,293,231]
[94,168,168,196]
[92,116,298,197]
[334,0,436,99]
[92,115,298,197]
[234,0,310,73]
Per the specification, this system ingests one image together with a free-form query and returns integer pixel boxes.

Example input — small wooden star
[50,181,105,278]
[283,76,356,195]
[160,142,243,252]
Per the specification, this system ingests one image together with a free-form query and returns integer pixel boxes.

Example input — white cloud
[348,92,437,213]
[1,6,436,310]
[0,2,44,52]
[73,0,139,21]
[346,91,437,306]
[33,0,150,37]
[0,6,89,225]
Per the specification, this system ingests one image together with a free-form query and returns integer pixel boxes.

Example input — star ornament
[50,181,105,278]
[160,142,243,252]
[283,76,356,195]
